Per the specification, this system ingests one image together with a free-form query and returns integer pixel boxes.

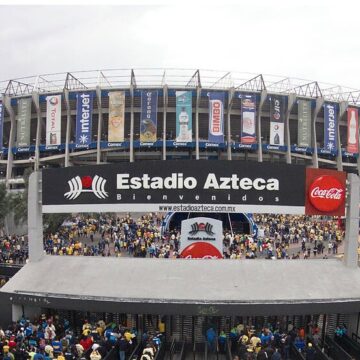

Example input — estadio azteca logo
[64,175,108,200]
[189,222,215,236]
[309,175,344,212]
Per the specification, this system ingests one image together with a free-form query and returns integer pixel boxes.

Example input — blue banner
[208,92,224,143]
[176,91,192,142]
[75,92,94,147]
[0,101,3,150]
[140,90,158,143]
[241,94,256,144]
[324,103,337,152]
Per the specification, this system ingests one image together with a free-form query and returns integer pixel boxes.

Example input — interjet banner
[16,98,32,147]
[0,101,3,149]
[75,92,94,146]
[208,92,224,143]
[324,103,337,152]
[347,108,359,154]
[176,91,192,142]
[269,96,284,146]
[42,160,306,214]
[297,100,311,147]
[241,94,256,144]
[46,95,62,146]
[140,90,158,143]
[108,91,125,142]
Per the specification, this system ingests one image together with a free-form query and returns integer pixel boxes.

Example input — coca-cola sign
[305,168,346,216]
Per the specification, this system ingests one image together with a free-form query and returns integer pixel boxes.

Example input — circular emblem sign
[308,175,345,212]
[180,242,223,259]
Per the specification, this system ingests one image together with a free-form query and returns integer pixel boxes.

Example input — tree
[0,182,11,230]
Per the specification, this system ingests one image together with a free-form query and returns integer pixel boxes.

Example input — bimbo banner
[140,90,158,143]
[16,98,31,147]
[75,92,94,147]
[208,92,224,143]
[108,91,125,142]
[176,91,192,142]
[0,101,3,149]
[269,96,284,146]
[324,103,337,152]
[241,94,256,144]
[46,95,62,146]
[347,108,359,154]
[297,100,311,147]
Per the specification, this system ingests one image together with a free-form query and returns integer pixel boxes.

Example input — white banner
[46,95,62,146]
[269,122,284,146]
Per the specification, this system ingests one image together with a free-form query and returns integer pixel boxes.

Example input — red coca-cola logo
[308,175,345,212]
[180,242,223,259]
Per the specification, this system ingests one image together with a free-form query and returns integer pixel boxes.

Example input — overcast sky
[0,1,359,91]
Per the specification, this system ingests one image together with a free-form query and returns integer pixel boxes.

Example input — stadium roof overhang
[2,255,360,316]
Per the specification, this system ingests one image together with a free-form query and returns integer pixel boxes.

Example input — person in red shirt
[79,335,94,351]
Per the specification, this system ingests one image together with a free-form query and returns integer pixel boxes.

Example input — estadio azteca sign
[41,160,346,216]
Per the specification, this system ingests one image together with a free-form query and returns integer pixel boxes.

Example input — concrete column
[257,90,267,163]
[28,171,44,262]
[4,96,15,187]
[336,102,347,171]
[344,173,360,268]
[12,304,23,321]
[311,97,324,168]
[96,86,102,164]
[130,85,134,163]
[64,90,71,167]
[162,85,168,161]
[195,86,201,160]
[285,94,297,164]
[32,92,41,172]
[227,88,234,161]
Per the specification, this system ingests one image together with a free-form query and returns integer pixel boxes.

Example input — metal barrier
[352,332,360,344]
[101,346,118,360]
[0,263,22,277]
[226,339,232,360]
[128,342,143,360]
[324,335,353,360]
[335,335,360,360]
[179,340,186,360]
[290,343,306,360]
[169,338,176,360]
[154,342,166,360]
[313,344,331,360]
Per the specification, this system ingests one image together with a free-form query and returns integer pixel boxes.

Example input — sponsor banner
[241,94,256,144]
[208,92,224,143]
[347,107,359,154]
[75,92,94,146]
[269,96,284,146]
[16,98,32,147]
[180,217,223,259]
[108,91,125,142]
[324,103,337,152]
[0,101,3,149]
[305,168,346,216]
[297,100,312,147]
[46,95,62,146]
[140,90,158,143]
[42,160,306,214]
[176,91,192,142]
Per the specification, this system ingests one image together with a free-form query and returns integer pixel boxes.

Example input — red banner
[305,168,346,216]
[347,108,359,153]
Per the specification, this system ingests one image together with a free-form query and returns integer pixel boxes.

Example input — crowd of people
[0,235,28,265]
[0,314,165,360]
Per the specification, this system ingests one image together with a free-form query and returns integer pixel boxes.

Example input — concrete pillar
[32,92,41,172]
[130,85,134,163]
[64,90,71,168]
[96,86,102,164]
[4,96,15,187]
[227,88,234,161]
[195,87,201,160]
[336,102,347,171]
[12,304,23,321]
[162,85,168,161]
[257,90,267,163]
[343,173,360,268]
[311,97,324,168]
[28,171,43,262]
[285,94,297,164]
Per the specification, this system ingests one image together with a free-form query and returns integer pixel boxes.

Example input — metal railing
[290,343,306,360]
[324,335,353,360]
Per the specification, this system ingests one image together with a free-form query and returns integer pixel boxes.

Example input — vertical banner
[324,103,337,152]
[108,91,125,142]
[208,92,224,143]
[176,91,192,142]
[0,101,3,149]
[140,90,158,143]
[347,108,359,153]
[75,92,94,146]
[16,98,32,147]
[241,94,256,144]
[269,96,284,146]
[297,100,312,147]
[46,95,62,146]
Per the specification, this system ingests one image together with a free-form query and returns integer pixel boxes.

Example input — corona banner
[46,95,62,146]
[108,91,125,142]
[176,91,192,142]
[297,100,311,147]
[16,98,32,147]
[347,107,359,154]
[241,94,256,144]
[208,92,224,143]
[75,92,94,147]
[324,103,337,152]
[140,90,158,143]
[269,96,284,146]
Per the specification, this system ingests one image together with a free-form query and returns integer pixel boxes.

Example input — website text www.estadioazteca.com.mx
[159,204,236,212]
